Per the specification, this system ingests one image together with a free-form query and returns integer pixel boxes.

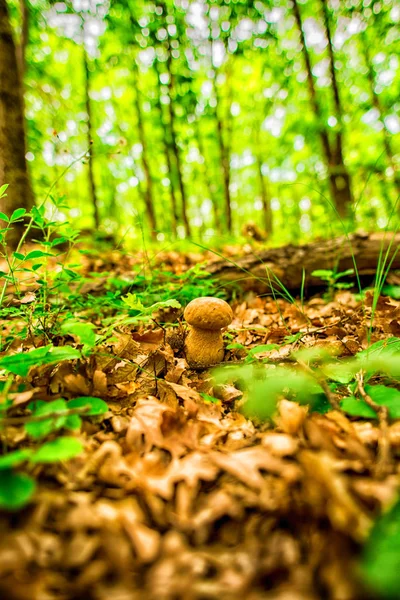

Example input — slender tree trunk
[360,30,400,201]
[205,4,232,235]
[154,61,178,237]
[165,51,191,238]
[0,0,33,243]
[83,49,100,229]
[132,61,157,239]
[254,125,272,234]
[319,0,353,217]
[256,154,272,235]
[292,0,352,218]
[17,0,29,79]
[156,0,191,237]
[214,82,232,234]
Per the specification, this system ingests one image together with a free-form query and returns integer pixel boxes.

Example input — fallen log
[206,232,400,293]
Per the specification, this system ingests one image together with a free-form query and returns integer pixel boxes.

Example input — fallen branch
[296,359,340,410]
[206,232,400,292]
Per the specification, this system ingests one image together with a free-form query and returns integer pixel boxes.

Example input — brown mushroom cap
[184,297,233,330]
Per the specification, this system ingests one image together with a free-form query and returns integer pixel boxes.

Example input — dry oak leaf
[131,328,164,351]
[126,398,174,453]
[209,446,301,489]
[162,381,203,403]
[299,450,372,541]
[95,332,144,375]
[164,357,188,383]
[110,451,219,500]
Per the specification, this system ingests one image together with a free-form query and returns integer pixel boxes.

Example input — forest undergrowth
[0,222,400,600]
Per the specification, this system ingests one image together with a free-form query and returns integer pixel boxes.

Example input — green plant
[311,267,355,299]
[362,498,400,599]
[0,393,108,510]
[213,337,400,420]
[226,342,280,364]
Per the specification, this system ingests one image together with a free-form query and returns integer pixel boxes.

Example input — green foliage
[356,337,400,360]
[362,498,400,599]
[121,293,181,315]
[0,449,33,469]
[67,396,109,416]
[25,399,74,439]
[0,345,82,377]
[0,393,108,510]
[382,285,400,300]
[214,337,400,419]
[311,268,355,299]
[3,0,398,240]
[24,396,108,439]
[60,320,97,348]
[200,392,220,404]
[213,363,323,419]
[0,470,36,510]
[341,386,400,419]
[30,437,83,463]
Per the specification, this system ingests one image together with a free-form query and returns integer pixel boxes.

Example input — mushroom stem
[185,328,225,369]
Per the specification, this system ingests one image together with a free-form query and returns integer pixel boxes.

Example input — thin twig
[0,405,91,426]
[356,370,391,477]
[297,359,340,410]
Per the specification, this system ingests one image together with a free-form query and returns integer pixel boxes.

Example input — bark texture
[206,232,400,292]
[292,0,353,218]
[0,0,33,239]
[83,49,100,230]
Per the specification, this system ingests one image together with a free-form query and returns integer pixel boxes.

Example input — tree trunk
[206,232,400,292]
[292,0,352,218]
[133,61,157,239]
[17,0,29,79]
[83,49,100,230]
[0,0,33,243]
[165,52,191,238]
[254,125,272,235]
[214,83,232,235]
[154,60,178,237]
[319,0,353,218]
[158,0,191,238]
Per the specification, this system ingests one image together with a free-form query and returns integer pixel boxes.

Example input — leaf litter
[0,248,400,599]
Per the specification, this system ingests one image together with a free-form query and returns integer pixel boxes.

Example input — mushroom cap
[184,297,233,330]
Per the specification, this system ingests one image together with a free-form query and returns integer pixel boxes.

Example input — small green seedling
[312,268,354,299]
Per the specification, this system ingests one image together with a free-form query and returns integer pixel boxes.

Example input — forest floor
[0,242,400,600]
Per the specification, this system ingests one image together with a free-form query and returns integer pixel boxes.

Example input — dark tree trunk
[215,100,232,234]
[206,232,400,292]
[83,49,100,230]
[292,0,352,218]
[157,0,191,238]
[165,52,191,238]
[133,61,157,239]
[319,0,353,217]
[0,0,33,243]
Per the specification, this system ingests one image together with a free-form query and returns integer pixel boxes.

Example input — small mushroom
[184,297,233,368]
